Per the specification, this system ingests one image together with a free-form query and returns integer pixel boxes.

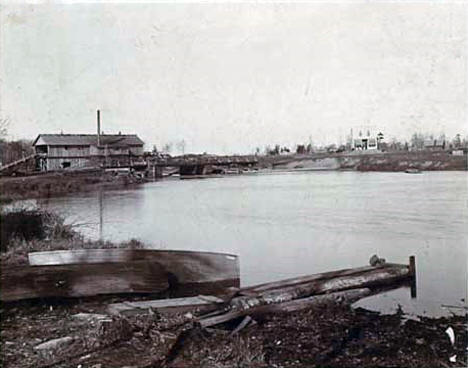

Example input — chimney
[97,109,101,146]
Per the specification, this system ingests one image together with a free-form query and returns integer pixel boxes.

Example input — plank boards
[28,249,240,284]
[1,261,169,302]
[108,295,225,316]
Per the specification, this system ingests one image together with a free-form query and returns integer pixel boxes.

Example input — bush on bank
[0,207,143,266]
[0,208,76,252]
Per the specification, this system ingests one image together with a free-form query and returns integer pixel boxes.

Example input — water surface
[35,171,467,317]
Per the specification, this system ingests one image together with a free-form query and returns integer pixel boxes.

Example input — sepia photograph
[0,1,467,367]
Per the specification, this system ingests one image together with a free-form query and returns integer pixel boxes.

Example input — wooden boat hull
[1,250,239,302]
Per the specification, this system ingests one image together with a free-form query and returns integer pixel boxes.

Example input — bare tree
[176,139,186,155]
[162,143,173,154]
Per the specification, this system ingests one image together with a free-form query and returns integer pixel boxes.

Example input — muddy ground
[1,296,466,368]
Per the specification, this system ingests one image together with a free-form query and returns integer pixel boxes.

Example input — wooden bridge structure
[147,155,259,177]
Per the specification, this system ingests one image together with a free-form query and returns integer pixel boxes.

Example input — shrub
[0,208,76,252]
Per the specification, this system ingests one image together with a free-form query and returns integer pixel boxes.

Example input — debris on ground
[1,297,466,368]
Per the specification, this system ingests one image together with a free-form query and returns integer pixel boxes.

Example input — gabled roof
[33,134,144,147]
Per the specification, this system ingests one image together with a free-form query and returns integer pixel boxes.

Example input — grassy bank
[0,207,143,266]
[262,151,467,171]
[0,170,144,202]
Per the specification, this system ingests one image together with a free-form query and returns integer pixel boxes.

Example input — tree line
[256,132,468,156]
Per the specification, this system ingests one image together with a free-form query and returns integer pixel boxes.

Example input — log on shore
[239,265,377,296]
[231,265,410,310]
[0,261,169,302]
[198,288,372,328]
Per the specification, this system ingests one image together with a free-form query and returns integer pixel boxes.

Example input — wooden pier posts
[409,255,417,298]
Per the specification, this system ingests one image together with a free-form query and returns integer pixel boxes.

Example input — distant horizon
[4,123,466,155]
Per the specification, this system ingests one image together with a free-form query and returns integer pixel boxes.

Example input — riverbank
[1,296,466,368]
[0,170,144,203]
[263,150,467,171]
[1,209,466,367]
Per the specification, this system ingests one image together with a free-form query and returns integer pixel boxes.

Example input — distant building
[351,128,380,151]
[423,139,445,151]
[451,149,466,156]
[33,133,144,171]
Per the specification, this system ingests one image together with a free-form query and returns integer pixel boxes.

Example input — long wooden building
[33,133,144,171]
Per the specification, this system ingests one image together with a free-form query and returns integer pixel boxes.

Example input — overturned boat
[1,249,240,302]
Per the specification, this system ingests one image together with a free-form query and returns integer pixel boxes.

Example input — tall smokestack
[97,109,101,146]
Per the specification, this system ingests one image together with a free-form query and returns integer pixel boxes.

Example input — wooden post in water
[409,255,417,298]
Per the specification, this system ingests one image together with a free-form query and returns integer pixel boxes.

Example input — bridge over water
[147,155,259,177]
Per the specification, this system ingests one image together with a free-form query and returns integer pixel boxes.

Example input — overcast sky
[1,1,466,154]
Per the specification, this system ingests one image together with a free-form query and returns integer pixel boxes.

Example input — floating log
[0,261,169,302]
[27,249,240,297]
[198,288,372,328]
[108,295,224,316]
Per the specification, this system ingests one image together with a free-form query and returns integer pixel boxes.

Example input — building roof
[33,134,144,147]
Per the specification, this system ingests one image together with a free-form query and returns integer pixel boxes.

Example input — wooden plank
[108,295,224,316]
[198,288,372,328]
[239,264,406,296]
[0,261,169,302]
[28,249,239,284]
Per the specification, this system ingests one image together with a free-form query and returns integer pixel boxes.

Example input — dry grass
[0,205,144,267]
[0,237,144,267]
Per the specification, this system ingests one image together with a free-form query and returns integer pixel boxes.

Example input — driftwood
[231,265,410,310]
[198,288,371,328]
[239,265,376,296]
[196,261,413,328]
[0,261,169,302]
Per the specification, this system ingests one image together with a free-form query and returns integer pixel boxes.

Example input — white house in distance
[351,128,383,151]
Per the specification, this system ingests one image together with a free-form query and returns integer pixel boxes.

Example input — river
[33,171,467,317]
